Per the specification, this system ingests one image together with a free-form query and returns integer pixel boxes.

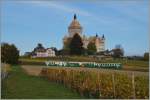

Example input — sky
[1,0,149,56]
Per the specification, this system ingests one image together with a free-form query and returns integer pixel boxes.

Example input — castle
[63,14,105,52]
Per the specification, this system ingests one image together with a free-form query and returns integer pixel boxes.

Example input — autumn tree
[62,38,72,55]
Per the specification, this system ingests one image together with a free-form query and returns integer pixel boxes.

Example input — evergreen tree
[69,33,84,55]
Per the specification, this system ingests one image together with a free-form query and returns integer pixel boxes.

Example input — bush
[143,52,149,61]
[1,43,19,64]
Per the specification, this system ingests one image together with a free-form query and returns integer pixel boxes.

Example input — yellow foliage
[40,68,149,99]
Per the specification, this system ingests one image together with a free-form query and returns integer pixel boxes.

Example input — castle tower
[101,34,105,51]
[68,14,83,37]
[95,34,105,52]
[63,14,106,53]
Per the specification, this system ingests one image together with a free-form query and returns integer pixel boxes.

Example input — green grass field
[1,65,84,99]
[19,56,149,72]
[19,56,149,67]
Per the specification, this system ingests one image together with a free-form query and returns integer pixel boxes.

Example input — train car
[45,61,122,69]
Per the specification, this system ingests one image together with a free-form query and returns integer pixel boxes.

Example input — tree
[112,45,124,58]
[50,47,59,56]
[31,43,45,56]
[33,43,45,51]
[143,52,149,61]
[63,38,72,50]
[58,49,70,56]
[87,42,96,55]
[63,38,72,55]
[1,43,19,64]
[69,33,84,55]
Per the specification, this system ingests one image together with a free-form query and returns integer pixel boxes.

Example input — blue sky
[1,0,149,56]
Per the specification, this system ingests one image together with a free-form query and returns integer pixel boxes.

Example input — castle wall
[68,28,82,37]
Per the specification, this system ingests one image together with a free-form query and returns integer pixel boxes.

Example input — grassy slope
[1,65,83,99]
[19,57,149,67]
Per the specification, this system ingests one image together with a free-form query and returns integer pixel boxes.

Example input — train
[45,61,122,69]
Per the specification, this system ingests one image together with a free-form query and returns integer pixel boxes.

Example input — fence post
[112,73,116,98]
[97,73,101,98]
[132,72,136,99]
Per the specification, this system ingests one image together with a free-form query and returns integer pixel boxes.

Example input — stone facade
[33,48,55,58]
[63,14,105,52]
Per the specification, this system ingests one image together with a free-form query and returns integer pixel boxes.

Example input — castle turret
[101,34,105,51]
[96,33,98,38]
[102,34,105,39]
[94,34,105,52]
[74,14,77,20]
[68,14,82,37]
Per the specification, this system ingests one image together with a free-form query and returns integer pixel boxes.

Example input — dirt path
[21,65,43,76]
[21,65,149,77]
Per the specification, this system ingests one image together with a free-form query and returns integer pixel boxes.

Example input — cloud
[16,1,91,16]
[4,0,148,29]
[13,1,112,25]
[107,2,148,24]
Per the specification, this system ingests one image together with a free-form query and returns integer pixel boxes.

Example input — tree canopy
[87,42,96,55]
[33,43,45,51]
[1,43,19,64]
[112,45,124,58]
[63,38,72,52]
[69,33,84,55]
[143,52,149,61]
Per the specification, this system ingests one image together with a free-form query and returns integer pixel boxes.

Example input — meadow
[19,56,149,71]
[2,56,149,99]
[1,65,84,99]
[1,64,149,99]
